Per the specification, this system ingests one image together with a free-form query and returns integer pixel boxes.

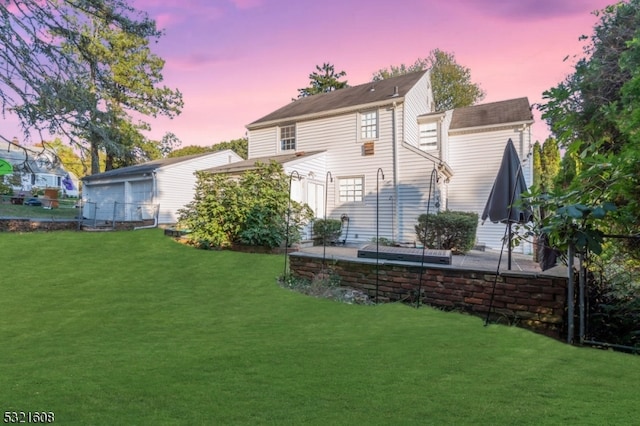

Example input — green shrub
[178,161,313,249]
[415,211,478,254]
[370,237,395,246]
[312,219,343,245]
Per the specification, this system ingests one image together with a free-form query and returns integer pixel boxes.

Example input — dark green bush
[312,219,343,245]
[415,211,478,254]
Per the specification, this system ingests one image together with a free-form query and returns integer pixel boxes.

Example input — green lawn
[0,199,79,219]
[1,229,638,425]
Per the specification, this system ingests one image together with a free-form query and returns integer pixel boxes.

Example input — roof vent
[391,86,399,97]
[369,85,375,92]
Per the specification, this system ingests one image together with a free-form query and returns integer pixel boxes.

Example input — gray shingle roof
[247,71,428,128]
[450,97,533,130]
[204,150,325,174]
[82,152,228,182]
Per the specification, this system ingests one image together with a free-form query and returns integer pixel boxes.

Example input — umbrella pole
[508,222,512,270]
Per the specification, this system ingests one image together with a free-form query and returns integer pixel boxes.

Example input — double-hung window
[338,176,364,202]
[360,111,378,140]
[280,124,296,151]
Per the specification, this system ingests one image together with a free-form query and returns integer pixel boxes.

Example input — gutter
[134,171,159,230]
[392,101,400,242]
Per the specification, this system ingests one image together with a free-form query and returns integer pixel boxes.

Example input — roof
[247,71,428,128]
[204,151,325,174]
[449,97,533,130]
[82,151,233,182]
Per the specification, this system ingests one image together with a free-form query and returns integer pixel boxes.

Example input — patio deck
[296,243,567,278]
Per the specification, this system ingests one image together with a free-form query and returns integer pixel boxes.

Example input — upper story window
[338,176,364,202]
[360,111,378,140]
[280,124,296,151]
[419,122,438,151]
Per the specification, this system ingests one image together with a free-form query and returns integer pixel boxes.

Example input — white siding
[402,71,432,149]
[248,128,278,158]
[245,75,439,244]
[396,143,442,244]
[156,150,243,224]
[447,127,533,252]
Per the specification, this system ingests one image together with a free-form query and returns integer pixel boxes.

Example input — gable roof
[82,151,237,182]
[204,151,325,174]
[247,71,428,129]
[449,97,533,130]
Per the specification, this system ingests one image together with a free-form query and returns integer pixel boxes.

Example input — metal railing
[81,201,159,229]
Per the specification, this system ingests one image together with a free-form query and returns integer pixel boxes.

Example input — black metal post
[376,168,385,304]
[417,166,438,308]
[283,170,300,278]
[322,171,333,273]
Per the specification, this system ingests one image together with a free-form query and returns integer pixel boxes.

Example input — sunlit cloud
[447,0,605,21]
[229,0,264,10]
[167,53,230,71]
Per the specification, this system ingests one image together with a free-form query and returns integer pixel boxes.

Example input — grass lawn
[0,199,79,219]
[1,229,638,425]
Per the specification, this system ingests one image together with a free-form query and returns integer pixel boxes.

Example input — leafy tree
[168,145,213,158]
[535,0,640,255]
[38,139,88,179]
[212,138,248,159]
[372,49,485,111]
[0,0,182,175]
[168,138,247,159]
[297,63,348,98]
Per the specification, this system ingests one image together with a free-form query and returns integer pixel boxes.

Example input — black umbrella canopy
[482,138,532,224]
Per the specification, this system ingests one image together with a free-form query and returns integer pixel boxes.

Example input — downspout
[134,171,159,230]
[392,101,400,243]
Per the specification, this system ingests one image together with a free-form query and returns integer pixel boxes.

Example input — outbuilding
[82,150,243,225]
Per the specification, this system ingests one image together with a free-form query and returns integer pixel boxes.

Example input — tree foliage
[168,138,247,159]
[529,0,640,258]
[372,49,485,111]
[38,139,88,179]
[297,63,348,98]
[531,138,561,192]
[0,0,182,175]
[178,161,313,248]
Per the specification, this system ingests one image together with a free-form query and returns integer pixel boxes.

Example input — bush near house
[312,218,343,246]
[178,161,313,249]
[415,211,478,254]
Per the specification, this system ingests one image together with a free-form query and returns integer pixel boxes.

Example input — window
[280,124,296,151]
[339,177,364,202]
[419,122,438,151]
[360,111,378,140]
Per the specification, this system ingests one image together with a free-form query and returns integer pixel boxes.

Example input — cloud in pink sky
[4,0,615,147]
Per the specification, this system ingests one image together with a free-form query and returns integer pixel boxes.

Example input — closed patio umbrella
[481,138,532,270]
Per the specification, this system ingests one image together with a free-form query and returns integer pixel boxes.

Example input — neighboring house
[82,150,243,224]
[0,137,80,197]
[238,71,533,250]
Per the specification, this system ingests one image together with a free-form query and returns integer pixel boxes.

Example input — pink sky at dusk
[6,0,617,148]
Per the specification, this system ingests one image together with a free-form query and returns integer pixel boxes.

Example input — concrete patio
[295,243,567,278]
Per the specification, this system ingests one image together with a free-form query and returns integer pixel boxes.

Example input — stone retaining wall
[289,253,567,339]
[0,218,79,232]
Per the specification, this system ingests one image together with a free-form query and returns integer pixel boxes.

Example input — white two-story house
[217,71,533,250]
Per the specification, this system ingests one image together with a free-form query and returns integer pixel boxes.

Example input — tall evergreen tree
[532,141,543,191]
[0,0,182,174]
[539,138,561,192]
[297,63,348,98]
